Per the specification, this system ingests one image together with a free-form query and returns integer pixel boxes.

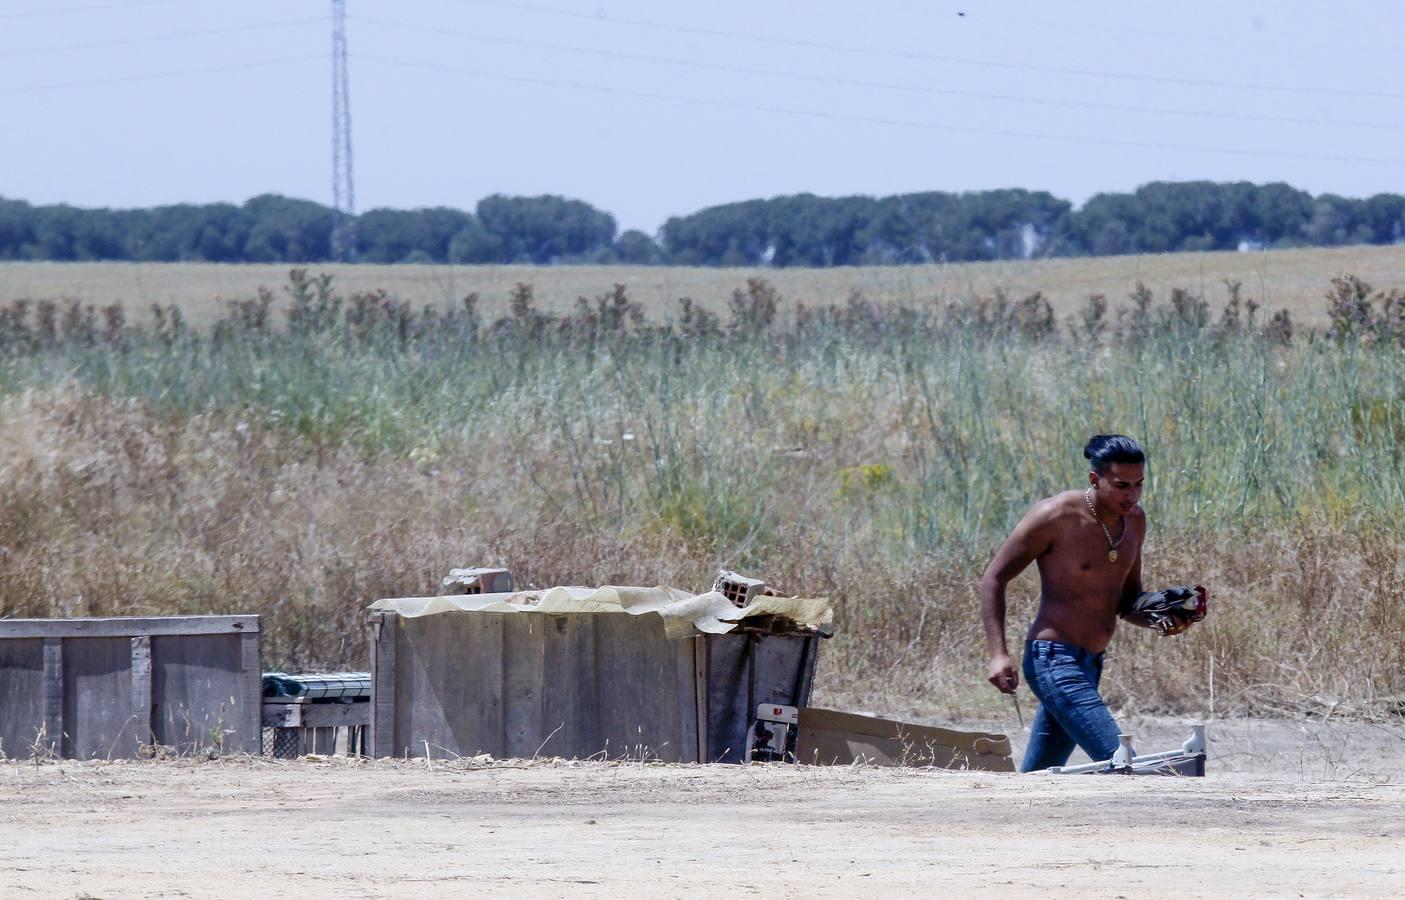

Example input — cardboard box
[796,708,1014,771]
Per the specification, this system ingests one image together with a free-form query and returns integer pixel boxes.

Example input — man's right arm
[979,501,1055,694]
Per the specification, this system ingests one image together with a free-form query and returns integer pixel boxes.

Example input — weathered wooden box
[368,610,820,763]
[0,616,261,759]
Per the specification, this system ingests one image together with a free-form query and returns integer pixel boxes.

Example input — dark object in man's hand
[1129,585,1207,635]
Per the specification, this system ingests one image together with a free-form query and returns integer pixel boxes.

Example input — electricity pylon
[330,0,356,261]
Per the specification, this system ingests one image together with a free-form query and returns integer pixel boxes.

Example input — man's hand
[1160,618,1193,636]
[988,653,1018,694]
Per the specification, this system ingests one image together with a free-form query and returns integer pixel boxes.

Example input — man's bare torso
[1026,489,1146,654]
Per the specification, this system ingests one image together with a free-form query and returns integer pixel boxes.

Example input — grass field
[2,248,1404,721]
[3,242,1403,328]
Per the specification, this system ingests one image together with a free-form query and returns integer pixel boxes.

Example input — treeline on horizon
[2,180,1403,267]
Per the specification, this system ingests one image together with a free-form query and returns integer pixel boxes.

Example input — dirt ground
[2,717,1402,899]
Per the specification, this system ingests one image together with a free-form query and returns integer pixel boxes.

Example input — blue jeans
[1019,639,1122,772]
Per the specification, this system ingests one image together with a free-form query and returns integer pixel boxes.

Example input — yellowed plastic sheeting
[368,585,832,639]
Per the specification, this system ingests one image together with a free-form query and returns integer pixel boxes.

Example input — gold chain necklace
[1085,487,1125,563]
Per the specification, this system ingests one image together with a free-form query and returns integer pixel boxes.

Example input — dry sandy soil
[3,243,1401,329]
[2,718,1402,899]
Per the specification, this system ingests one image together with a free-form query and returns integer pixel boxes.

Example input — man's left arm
[1115,518,1189,634]
[1116,538,1156,628]
[1117,519,1202,635]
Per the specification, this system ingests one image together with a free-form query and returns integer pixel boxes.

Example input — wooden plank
[369,613,390,755]
[502,615,547,758]
[311,727,336,755]
[262,703,303,729]
[63,637,137,760]
[795,708,1015,771]
[399,612,506,758]
[545,612,595,758]
[533,614,584,752]
[591,614,687,762]
[151,633,244,754]
[0,638,45,760]
[704,635,748,764]
[753,636,811,709]
[42,638,63,757]
[672,631,698,764]
[378,611,507,758]
[238,630,261,754]
[368,612,397,758]
[0,616,259,639]
[589,615,630,761]
[263,701,371,729]
[692,636,709,763]
[130,636,153,752]
[794,635,822,710]
[297,702,369,729]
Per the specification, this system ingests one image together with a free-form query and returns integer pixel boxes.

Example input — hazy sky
[3,0,1403,233]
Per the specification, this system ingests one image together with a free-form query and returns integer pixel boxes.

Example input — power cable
[351,15,1405,133]
[0,54,327,96]
[455,0,1405,103]
[355,53,1405,167]
[0,0,174,20]
[3,16,327,57]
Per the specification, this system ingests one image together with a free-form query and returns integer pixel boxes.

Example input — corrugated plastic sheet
[368,585,832,639]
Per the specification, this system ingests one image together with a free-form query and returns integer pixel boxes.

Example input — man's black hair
[1084,434,1145,475]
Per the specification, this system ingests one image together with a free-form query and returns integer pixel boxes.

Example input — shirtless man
[979,434,1205,773]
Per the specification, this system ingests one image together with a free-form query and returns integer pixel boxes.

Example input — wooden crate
[262,697,369,758]
[0,616,260,759]
[368,611,820,763]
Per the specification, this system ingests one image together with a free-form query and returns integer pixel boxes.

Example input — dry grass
[3,381,1401,720]
[2,268,1403,721]
[3,242,1402,329]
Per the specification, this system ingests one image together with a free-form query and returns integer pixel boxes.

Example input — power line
[3,16,327,57]
[355,53,1405,168]
[351,15,1405,133]
[0,54,327,96]
[0,0,174,20]
[456,0,1405,103]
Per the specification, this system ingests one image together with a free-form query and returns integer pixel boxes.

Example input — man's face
[1091,462,1144,515]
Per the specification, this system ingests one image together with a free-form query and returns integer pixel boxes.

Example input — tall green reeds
[2,273,1402,716]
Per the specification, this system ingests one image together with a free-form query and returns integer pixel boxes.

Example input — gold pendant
[1109,550,1118,563]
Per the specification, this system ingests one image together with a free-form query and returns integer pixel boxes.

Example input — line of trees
[1,181,1402,266]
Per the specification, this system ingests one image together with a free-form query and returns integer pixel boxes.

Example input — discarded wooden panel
[0,617,260,759]
[796,708,1015,772]
[367,610,820,762]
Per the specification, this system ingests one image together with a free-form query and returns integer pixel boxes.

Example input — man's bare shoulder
[1024,490,1085,525]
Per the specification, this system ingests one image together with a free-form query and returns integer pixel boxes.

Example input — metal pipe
[1046,723,1207,775]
